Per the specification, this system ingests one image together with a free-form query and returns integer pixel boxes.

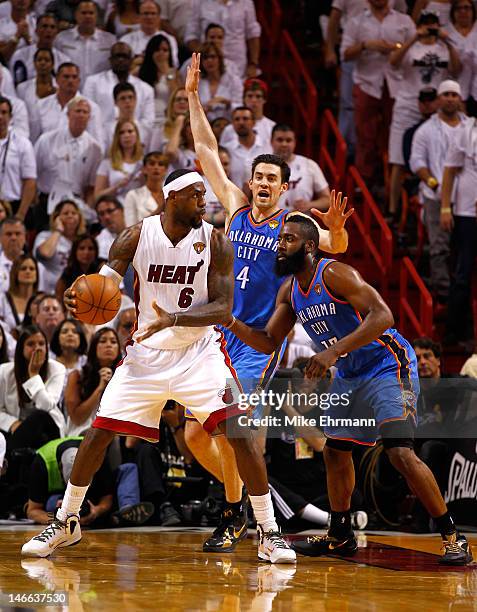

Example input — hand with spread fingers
[136,301,175,343]
[63,275,85,315]
[311,189,354,233]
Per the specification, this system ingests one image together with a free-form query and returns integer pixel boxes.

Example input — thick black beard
[274,244,306,277]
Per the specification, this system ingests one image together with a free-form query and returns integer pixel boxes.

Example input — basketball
[72,273,122,325]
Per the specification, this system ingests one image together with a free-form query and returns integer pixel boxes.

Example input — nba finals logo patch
[314,283,322,295]
[193,242,206,254]
[269,220,279,229]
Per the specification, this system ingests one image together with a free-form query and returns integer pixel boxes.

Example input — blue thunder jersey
[291,258,411,378]
[227,206,289,329]
[291,258,419,444]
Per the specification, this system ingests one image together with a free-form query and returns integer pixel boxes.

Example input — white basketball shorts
[92,330,242,442]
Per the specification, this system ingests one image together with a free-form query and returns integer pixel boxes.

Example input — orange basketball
[72,274,122,325]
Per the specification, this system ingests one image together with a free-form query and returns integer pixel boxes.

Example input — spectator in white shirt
[271,123,330,212]
[34,97,103,216]
[0,324,66,446]
[138,33,182,129]
[83,41,155,127]
[342,0,415,187]
[0,73,29,139]
[388,11,460,218]
[197,42,242,122]
[157,0,192,46]
[94,119,144,204]
[179,22,241,81]
[0,0,36,63]
[32,62,103,144]
[151,84,188,149]
[0,253,38,333]
[94,196,127,260]
[35,295,65,345]
[120,0,179,66]
[54,0,116,86]
[220,77,275,150]
[184,0,261,78]
[16,49,57,129]
[123,150,166,225]
[106,0,141,37]
[103,82,151,153]
[0,97,36,223]
[441,114,477,345]
[163,113,197,171]
[225,106,271,189]
[410,79,466,303]
[10,13,70,85]
[0,218,27,294]
[34,200,87,295]
[445,0,477,114]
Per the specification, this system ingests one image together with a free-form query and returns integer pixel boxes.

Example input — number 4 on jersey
[236,265,250,290]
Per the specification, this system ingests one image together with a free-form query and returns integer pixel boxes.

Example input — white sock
[299,504,329,526]
[56,481,89,522]
[249,491,278,532]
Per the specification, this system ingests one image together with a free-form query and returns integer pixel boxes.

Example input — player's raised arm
[311,190,354,254]
[63,223,142,315]
[304,262,394,379]
[230,278,297,354]
[136,230,235,342]
[186,53,247,218]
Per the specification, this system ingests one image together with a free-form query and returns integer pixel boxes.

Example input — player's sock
[434,511,456,537]
[249,491,279,532]
[299,504,329,526]
[329,510,353,539]
[56,482,89,522]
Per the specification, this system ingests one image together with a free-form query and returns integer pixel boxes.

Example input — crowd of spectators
[0,0,476,530]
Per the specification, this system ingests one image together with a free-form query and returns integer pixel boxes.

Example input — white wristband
[99,264,124,285]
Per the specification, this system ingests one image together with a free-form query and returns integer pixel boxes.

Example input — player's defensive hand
[311,190,354,232]
[136,301,175,342]
[185,52,201,94]
[304,349,339,379]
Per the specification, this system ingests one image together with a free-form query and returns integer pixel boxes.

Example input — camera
[427,27,439,36]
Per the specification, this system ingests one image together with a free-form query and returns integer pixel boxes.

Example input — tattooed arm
[64,223,142,314]
[136,230,234,342]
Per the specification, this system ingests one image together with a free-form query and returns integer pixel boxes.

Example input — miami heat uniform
[92,215,242,442]
[290,258,420,445]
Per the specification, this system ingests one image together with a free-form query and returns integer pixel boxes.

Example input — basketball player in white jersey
[21,169,296,564]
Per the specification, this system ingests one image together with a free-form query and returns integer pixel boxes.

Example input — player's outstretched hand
[304,349,339,379]
[311,189,354,232]
[185,52,201,95]
[136,301,175,343]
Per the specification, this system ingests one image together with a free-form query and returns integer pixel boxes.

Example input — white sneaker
[257,526,296,564]
[21,514,81,558]
[351,510,368,530]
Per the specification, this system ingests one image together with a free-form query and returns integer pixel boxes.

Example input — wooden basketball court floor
[1,527,476,611]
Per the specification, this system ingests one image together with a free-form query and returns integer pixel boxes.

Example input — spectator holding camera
[388,11,461,220]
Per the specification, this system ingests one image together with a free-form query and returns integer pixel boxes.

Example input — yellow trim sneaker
[257,526,296,564]
[440,534,473,566]
[21,514,81,558]
[203,506,248,553]
[291,533,358,557]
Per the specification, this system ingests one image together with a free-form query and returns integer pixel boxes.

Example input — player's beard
[274,244,306,277]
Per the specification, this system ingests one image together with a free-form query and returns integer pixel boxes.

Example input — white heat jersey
[132,215,214,350]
